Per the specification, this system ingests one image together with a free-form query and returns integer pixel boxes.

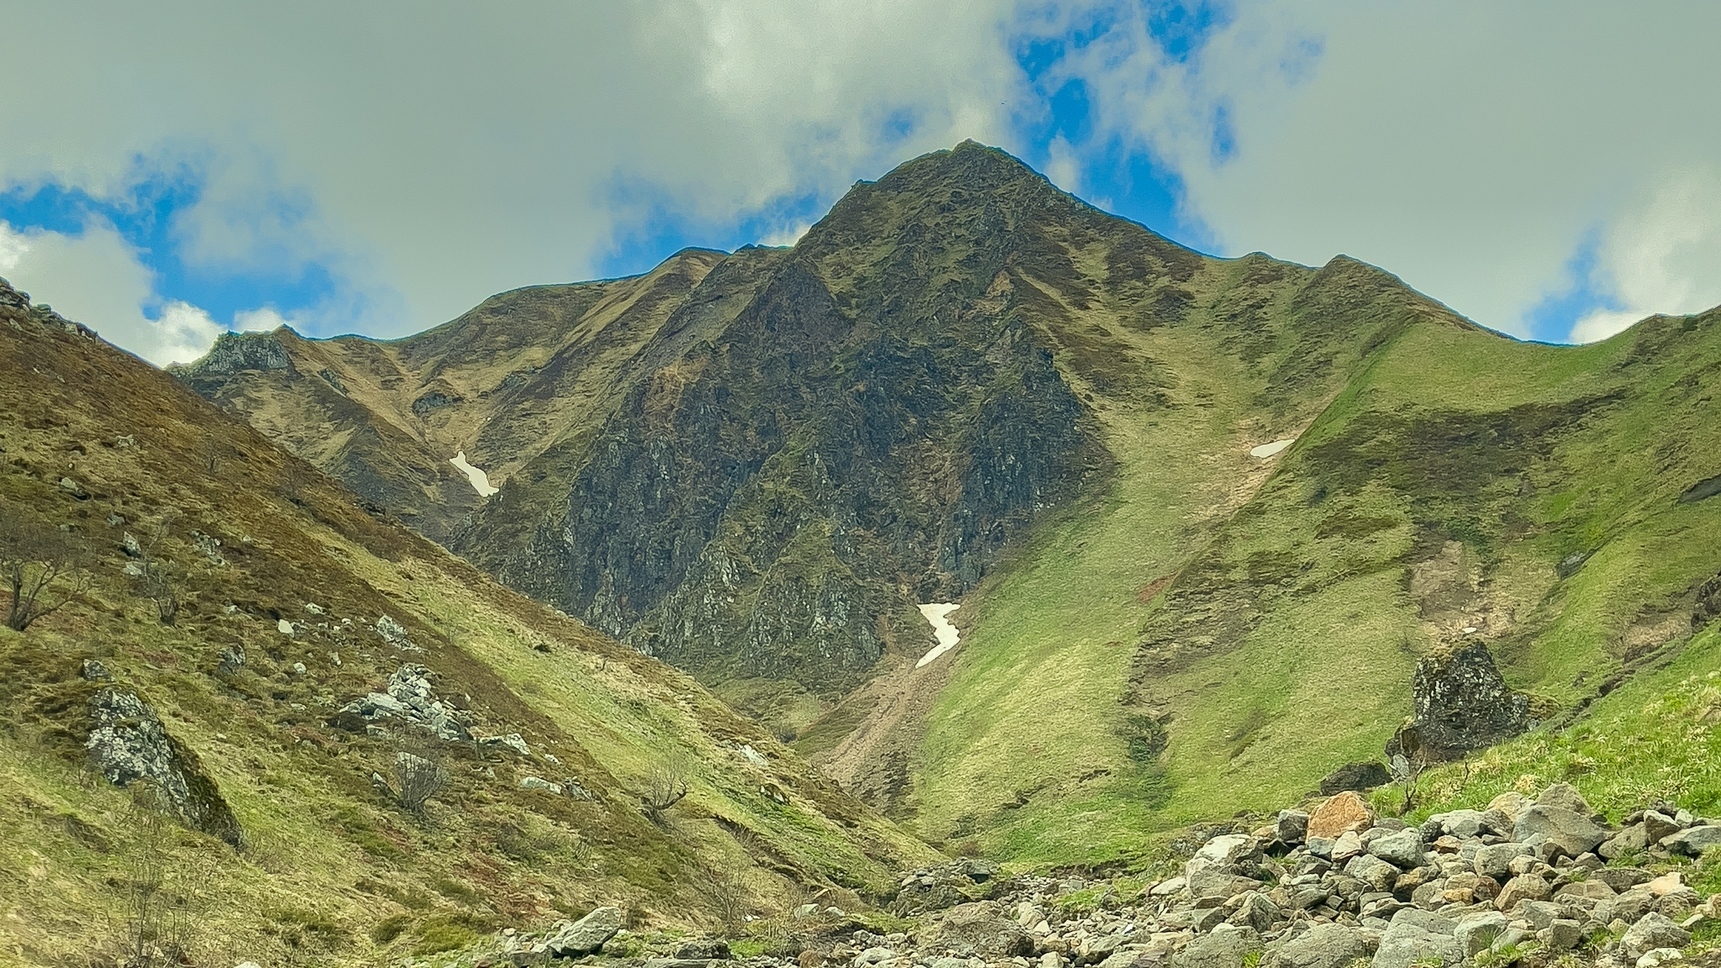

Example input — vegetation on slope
[0,285,932,967]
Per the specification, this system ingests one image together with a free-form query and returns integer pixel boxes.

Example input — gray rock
[1473,842,1534,879]
[925,902,1033,959]
[1173,925,1259,968]
[1185,834,1261,879]
[1621,912,1690,958]
[85,689,243,847]
[1602,823,1652,860]
[1495,873,1551,912]
[854,947,896,967]
[1514,805,1607,857]
[1276,809,1310,846]
[1540,918,1583,951]
[1536,781,1594,816]
[1367,828,1425,870]
[482,733,532,757]
[1228,891,1281,932]
[1372,909,1461,968]
[1660,824,1721,856]
[1262,923,1366,968]
[518,776,563,795]
[1330,830,1364,863]
[1430,808,1490,839]
[329,664,471,742]
[1597,887,1658,926]
[544,906,622,957]
[81,658,112,681]
[1345,854,1400,892]
[1453,911,1508,956]
[1518,900,1568,929]
[1387,641,1530,761]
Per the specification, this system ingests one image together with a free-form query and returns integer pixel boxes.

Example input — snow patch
[1249,437,1296,459]
[450,451,498,497]
[915,603,961,669]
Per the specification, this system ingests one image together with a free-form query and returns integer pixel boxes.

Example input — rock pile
[828,785,1719,968]
[329,663,471,742]
[475,782,1721,968]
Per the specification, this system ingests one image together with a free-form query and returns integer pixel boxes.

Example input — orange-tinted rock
[1306,791,1377,839]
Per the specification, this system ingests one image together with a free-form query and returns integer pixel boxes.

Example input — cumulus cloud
[0,219,296,365]
[0,1,1025,342]
[1568,167,1721,342]
[1049,1,1721,338]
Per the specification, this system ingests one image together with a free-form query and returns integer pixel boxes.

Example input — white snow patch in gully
[450,451,498,497]
[1249,438,1296,459]
[916,603,961,668]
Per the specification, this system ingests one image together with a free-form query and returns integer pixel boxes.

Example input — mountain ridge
[172,141,1721,868]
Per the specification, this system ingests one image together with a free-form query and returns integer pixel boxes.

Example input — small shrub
[642,761,689,818]
[381,741,449,817]
[1,515,89,631]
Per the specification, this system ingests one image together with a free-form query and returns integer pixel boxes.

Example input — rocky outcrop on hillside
[1389,642,1533,763]
[85,687,244,846]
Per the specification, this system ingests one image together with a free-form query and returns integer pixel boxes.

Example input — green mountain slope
[909,302,1721,864]
[0,283,931,967]
[172,141,1721,871]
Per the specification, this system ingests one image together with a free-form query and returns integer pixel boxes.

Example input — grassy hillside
[907,298,1721,865]
[0,286,932,967]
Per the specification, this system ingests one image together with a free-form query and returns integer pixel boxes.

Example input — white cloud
[0,1,1025,338]
[232,307,295,333]
[0,219,300,365]
[1568,309,1646,345]
[758,223,811,248]
[1051,1,1721,338]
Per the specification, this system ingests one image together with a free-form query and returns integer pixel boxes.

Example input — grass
[0,292,933,965]
[906,236,1721,866]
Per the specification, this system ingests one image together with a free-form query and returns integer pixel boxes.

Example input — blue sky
[3,2,1719,364]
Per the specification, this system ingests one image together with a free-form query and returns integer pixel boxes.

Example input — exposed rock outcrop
[1389,641,1530,762]
[85,688,244,846]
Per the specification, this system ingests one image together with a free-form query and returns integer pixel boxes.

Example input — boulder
[85,688,244,847]
[1172,925,1259,968]
[1275,809,1310,846]
[544,906,623,957]
[1345,855,1401,892]
[1661,824,1721,857]
[1387,642,1530,762]
[1473,842,1534,879]
[1228,891,1281,932]
[1514,805,1607,857]
[1453,911,1509,956]
[1319,761,1390,795]
[1486,791,1532,820]
[1262,923,1367,968]
[924,902,1033,959]
[1185,834,1261,878]
[1367,828,1426,870]
[1372,909,1461,968]
[1621,912,1690,959]
[1495,873,1551,912]
[1307,792,1376,839]
[1536,782,1594,816]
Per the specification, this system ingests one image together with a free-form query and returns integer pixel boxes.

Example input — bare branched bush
[703,865,750,935]
[132,519,182,626]
[1,515,89,631]
[390,744,450,816]
[641,761,689,819]
[115,785,195,968]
